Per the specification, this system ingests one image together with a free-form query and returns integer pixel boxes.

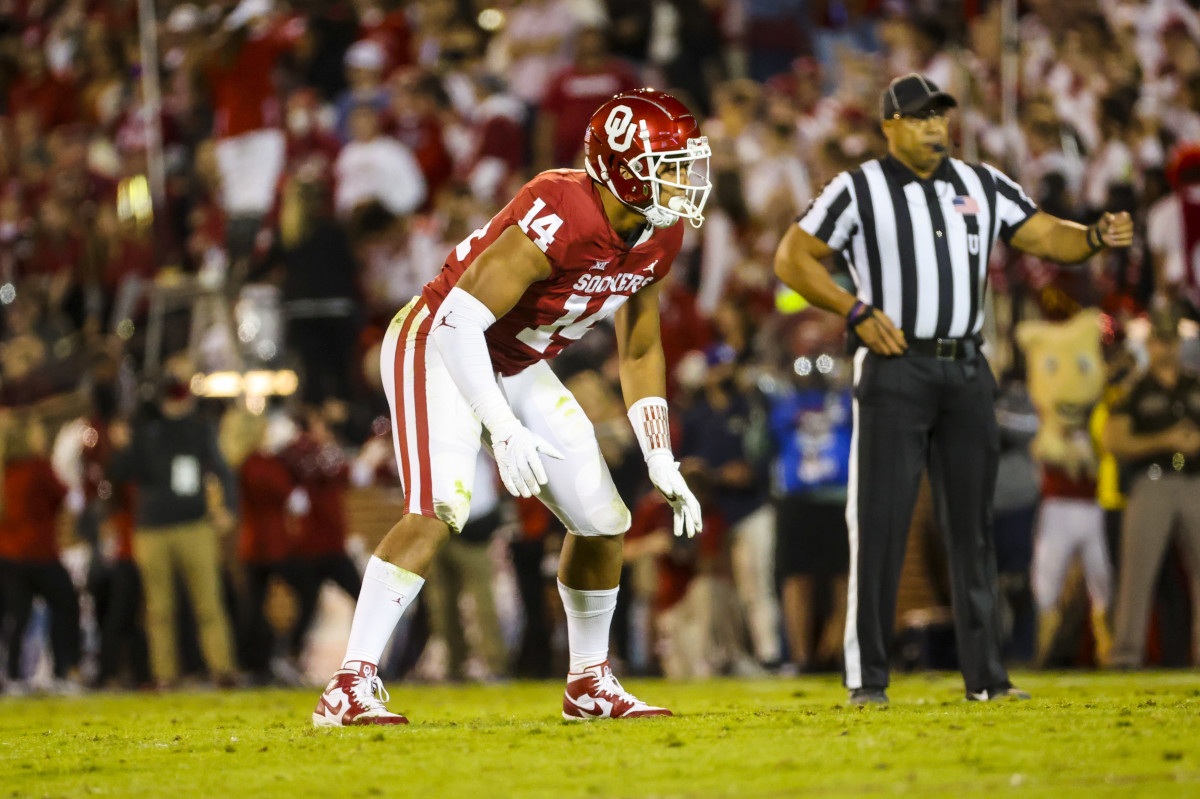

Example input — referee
[774,73,1134,704]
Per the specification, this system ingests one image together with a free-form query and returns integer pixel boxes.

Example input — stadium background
[0,0,1197,700]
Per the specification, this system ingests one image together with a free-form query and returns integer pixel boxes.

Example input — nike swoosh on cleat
[317,696,346,717]
[566,696,601,716]
[567,695,612,717]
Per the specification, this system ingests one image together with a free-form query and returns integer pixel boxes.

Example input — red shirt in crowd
[286,435,350,557]
[80,416,137,561]
[658,281,712,399]
[108,506,135,562]
[359,8,412,72]
[24,229,84,279]
[261,129,343,234]
[514,495,556,541]
[285,131,342,185]
[388,112,452,207]
[238,452,296,563]
[626,492,725,611]
[7,71,79,132]
[467,101,526,204]
[102,235,156,293]
[206,18,304,139]
[540,61,640,167]
[0,457,68,562]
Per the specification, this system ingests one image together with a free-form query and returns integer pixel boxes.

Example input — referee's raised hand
[1098,211,1134,248]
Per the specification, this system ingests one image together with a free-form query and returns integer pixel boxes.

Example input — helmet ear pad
[604,154,652,207]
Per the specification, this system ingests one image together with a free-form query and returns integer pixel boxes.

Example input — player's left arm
[614,278,668,406]
[615,279,702,538]
[1009,210,1134,264]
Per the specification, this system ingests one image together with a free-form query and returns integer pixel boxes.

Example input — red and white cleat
[312,661,409,727]
[562,660,673,720]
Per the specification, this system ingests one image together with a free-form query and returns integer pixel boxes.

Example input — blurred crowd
[3,0,1200,693]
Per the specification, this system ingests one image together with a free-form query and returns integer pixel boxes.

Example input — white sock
[342,556,425,668]
[557,579,619,673]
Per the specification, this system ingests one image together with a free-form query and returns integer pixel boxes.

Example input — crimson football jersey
[421,170,683,376]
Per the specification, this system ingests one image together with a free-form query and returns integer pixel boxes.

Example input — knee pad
[568,500,632,538]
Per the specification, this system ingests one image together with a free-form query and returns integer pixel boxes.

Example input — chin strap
[642,204,679,229]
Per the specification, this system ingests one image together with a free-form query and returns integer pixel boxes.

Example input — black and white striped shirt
[798,155,1038,339]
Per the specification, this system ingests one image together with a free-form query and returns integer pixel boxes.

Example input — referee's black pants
[845,347,1009,694]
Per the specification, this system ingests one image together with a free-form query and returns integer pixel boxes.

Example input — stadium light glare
[478,8,504,31]
[273,370,299,395]
[191,370,300,398]
[117,175,154,225]
[243,370,274,396]
[199,371,243,397]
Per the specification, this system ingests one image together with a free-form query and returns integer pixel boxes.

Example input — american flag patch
[952,196,979,215]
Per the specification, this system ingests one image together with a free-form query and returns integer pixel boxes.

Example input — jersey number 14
[454,196,563,260]
[516,198,563,253]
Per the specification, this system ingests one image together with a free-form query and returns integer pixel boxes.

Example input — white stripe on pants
[843,347,868,689]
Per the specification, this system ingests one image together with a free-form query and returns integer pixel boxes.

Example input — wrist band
[628,397,672,461]
[846,300,874,329]
[1087,225,1102,251]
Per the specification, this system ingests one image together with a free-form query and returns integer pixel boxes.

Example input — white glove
[646,451,703,538]
[491,421,564,498]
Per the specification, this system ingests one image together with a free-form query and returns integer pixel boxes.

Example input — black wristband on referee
[846,300,874,329]
[1086,224,1103,252]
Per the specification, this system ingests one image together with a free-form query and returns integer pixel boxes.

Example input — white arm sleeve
[429,287,520,434]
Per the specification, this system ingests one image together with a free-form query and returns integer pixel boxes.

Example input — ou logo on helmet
[604,105,640,152]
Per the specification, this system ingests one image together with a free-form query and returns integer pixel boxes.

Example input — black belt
[905,336,981,361]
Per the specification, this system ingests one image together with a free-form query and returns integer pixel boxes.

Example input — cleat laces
[596,667,645,708]
[351,674,391,715]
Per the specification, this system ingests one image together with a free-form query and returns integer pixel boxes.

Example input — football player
[313,89,711,725]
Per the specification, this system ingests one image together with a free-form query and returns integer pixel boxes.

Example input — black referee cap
[881,73,958,120]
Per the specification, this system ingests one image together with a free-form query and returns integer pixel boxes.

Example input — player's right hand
[858,310,907,356]
[491,422,565,498]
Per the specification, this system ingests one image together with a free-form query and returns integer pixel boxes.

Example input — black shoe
[848,687,889,706]
[967,683,1031,702]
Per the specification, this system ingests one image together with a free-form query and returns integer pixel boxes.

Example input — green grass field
[3,672,1199,798]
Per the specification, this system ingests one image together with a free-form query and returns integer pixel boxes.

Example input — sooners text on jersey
[421,170,683,376]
